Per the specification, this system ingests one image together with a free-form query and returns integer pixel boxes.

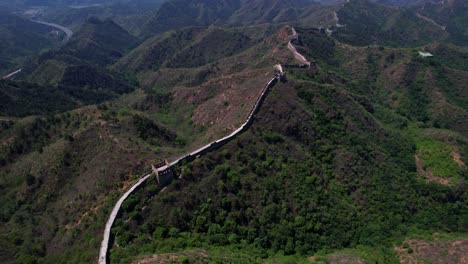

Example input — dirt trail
[416,13,446,31]
[31,20,73,43]
[451,150,466,168]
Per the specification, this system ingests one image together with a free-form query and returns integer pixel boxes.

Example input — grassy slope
[311,27,468,184]
[0,80,79,117]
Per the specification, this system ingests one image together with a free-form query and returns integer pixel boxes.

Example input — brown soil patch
[308,252,366,264]
[134,249,209,264]
[1,136,15,147]
[65,202,102,230]
[451,150,466,168]
[395,237,468,264]
[415,155,450,185]
[173,69,270,141]
[276,25,294,41]
[135,253,180,264]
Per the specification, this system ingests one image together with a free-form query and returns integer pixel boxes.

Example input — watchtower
[151,160,175,187]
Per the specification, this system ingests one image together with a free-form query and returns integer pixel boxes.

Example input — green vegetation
[417,0,468,45]
[0,106,166,263]
[0,77,133,117]
[109,79,466,262]
[417,136,460,179]
[141,0,319,36]
[335,0,446,47]
[107,12,467,261]
[41,1,164,35]
[311,245,399,264]
[0,80,78,117]
[0,1,467,263]
[0,13,62,75]
[116,26,257,73]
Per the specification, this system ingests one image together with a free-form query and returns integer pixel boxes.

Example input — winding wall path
[99,74,279,264]
[288,27,311,66]
[98,26,310,264]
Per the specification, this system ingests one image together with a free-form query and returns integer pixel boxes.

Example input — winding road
[1,20,72,80]
[98,26,311,264]
[32,20,74,43]
[1,69,22,80]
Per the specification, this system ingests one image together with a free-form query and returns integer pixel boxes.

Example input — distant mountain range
[334,0,448,47]
[141,0,322,36]
[415,0,468,44]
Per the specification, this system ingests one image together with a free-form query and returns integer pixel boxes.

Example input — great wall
[99,26,310,264]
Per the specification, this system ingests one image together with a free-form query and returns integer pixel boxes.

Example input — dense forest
[0,0,466,263]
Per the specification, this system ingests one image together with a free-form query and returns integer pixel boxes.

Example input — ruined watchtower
[151,160,175,187]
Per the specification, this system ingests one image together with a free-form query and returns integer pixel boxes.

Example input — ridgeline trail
[98,26,311,264]
[416,13,446,31]
[288,27,311,66]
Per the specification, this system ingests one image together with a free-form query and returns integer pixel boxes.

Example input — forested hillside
[334,0,447,47]
[107,24,467,263]
[0,0,466,263]
[25,18,137,98]
[415,0,468,45]
[0,13,62,75]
